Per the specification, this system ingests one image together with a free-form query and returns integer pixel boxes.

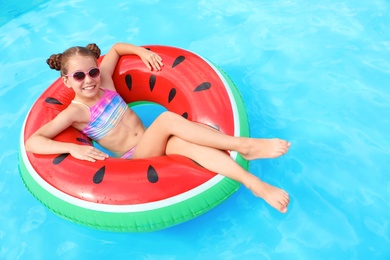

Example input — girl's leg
[165,136,290,213]
[133,111,290,160]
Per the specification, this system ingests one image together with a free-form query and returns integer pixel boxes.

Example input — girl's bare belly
[97,109,145,156]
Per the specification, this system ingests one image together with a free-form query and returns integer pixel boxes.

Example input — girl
[26,42,291,213]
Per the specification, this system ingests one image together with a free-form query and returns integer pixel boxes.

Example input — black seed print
[53,153,69,165]
[45,97,62,105]
[194,82,211,92]
[172,56,185,68]
[181,112,188,119]
[145,48,151,51]
[168,88,176,103]
[147,165,159,183]
[149,75,156,91]
[125,74,132,91]
[93,166,105,184]
[76,137,90,144]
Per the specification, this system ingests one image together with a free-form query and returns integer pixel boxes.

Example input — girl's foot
[246,177,290,213]
[241,138,291,160]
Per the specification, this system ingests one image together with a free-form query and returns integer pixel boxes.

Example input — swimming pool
[1,0,389,259]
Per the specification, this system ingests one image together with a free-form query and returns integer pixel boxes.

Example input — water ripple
[21,206,47,233]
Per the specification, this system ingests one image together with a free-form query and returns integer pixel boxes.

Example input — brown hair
[46,43,101,76]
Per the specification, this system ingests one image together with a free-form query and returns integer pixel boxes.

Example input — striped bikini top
[72,89,128,140]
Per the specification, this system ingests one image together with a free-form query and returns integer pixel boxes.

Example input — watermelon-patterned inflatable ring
[19,45,249,232]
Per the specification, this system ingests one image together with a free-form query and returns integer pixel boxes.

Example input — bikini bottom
[120,146,136,159]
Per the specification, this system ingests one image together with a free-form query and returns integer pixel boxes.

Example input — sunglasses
[64,67,101,82]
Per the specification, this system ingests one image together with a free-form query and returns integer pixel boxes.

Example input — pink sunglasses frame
[64,67,101,82]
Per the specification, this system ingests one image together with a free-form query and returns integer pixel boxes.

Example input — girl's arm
[99,43,163,90]
[26,108,76,154]
[25,107,108,162]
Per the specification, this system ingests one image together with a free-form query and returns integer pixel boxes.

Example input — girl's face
[62,55,101,99]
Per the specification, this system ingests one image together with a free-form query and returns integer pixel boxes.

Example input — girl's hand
[70,144,109,162]
[139,48,163,71]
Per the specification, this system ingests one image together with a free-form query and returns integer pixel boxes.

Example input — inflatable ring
[19,45,249,232]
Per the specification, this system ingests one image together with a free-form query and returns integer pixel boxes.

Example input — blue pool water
[1,0,389,259]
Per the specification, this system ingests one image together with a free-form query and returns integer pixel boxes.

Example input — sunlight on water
[0,0,389,259]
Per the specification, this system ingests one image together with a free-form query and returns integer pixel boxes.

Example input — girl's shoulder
[61,102,90,124]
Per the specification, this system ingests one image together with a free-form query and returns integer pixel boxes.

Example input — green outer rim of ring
[18,65,250,232]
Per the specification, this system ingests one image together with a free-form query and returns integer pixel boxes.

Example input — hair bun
[86,43,101,59]
[46,54,62,71]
